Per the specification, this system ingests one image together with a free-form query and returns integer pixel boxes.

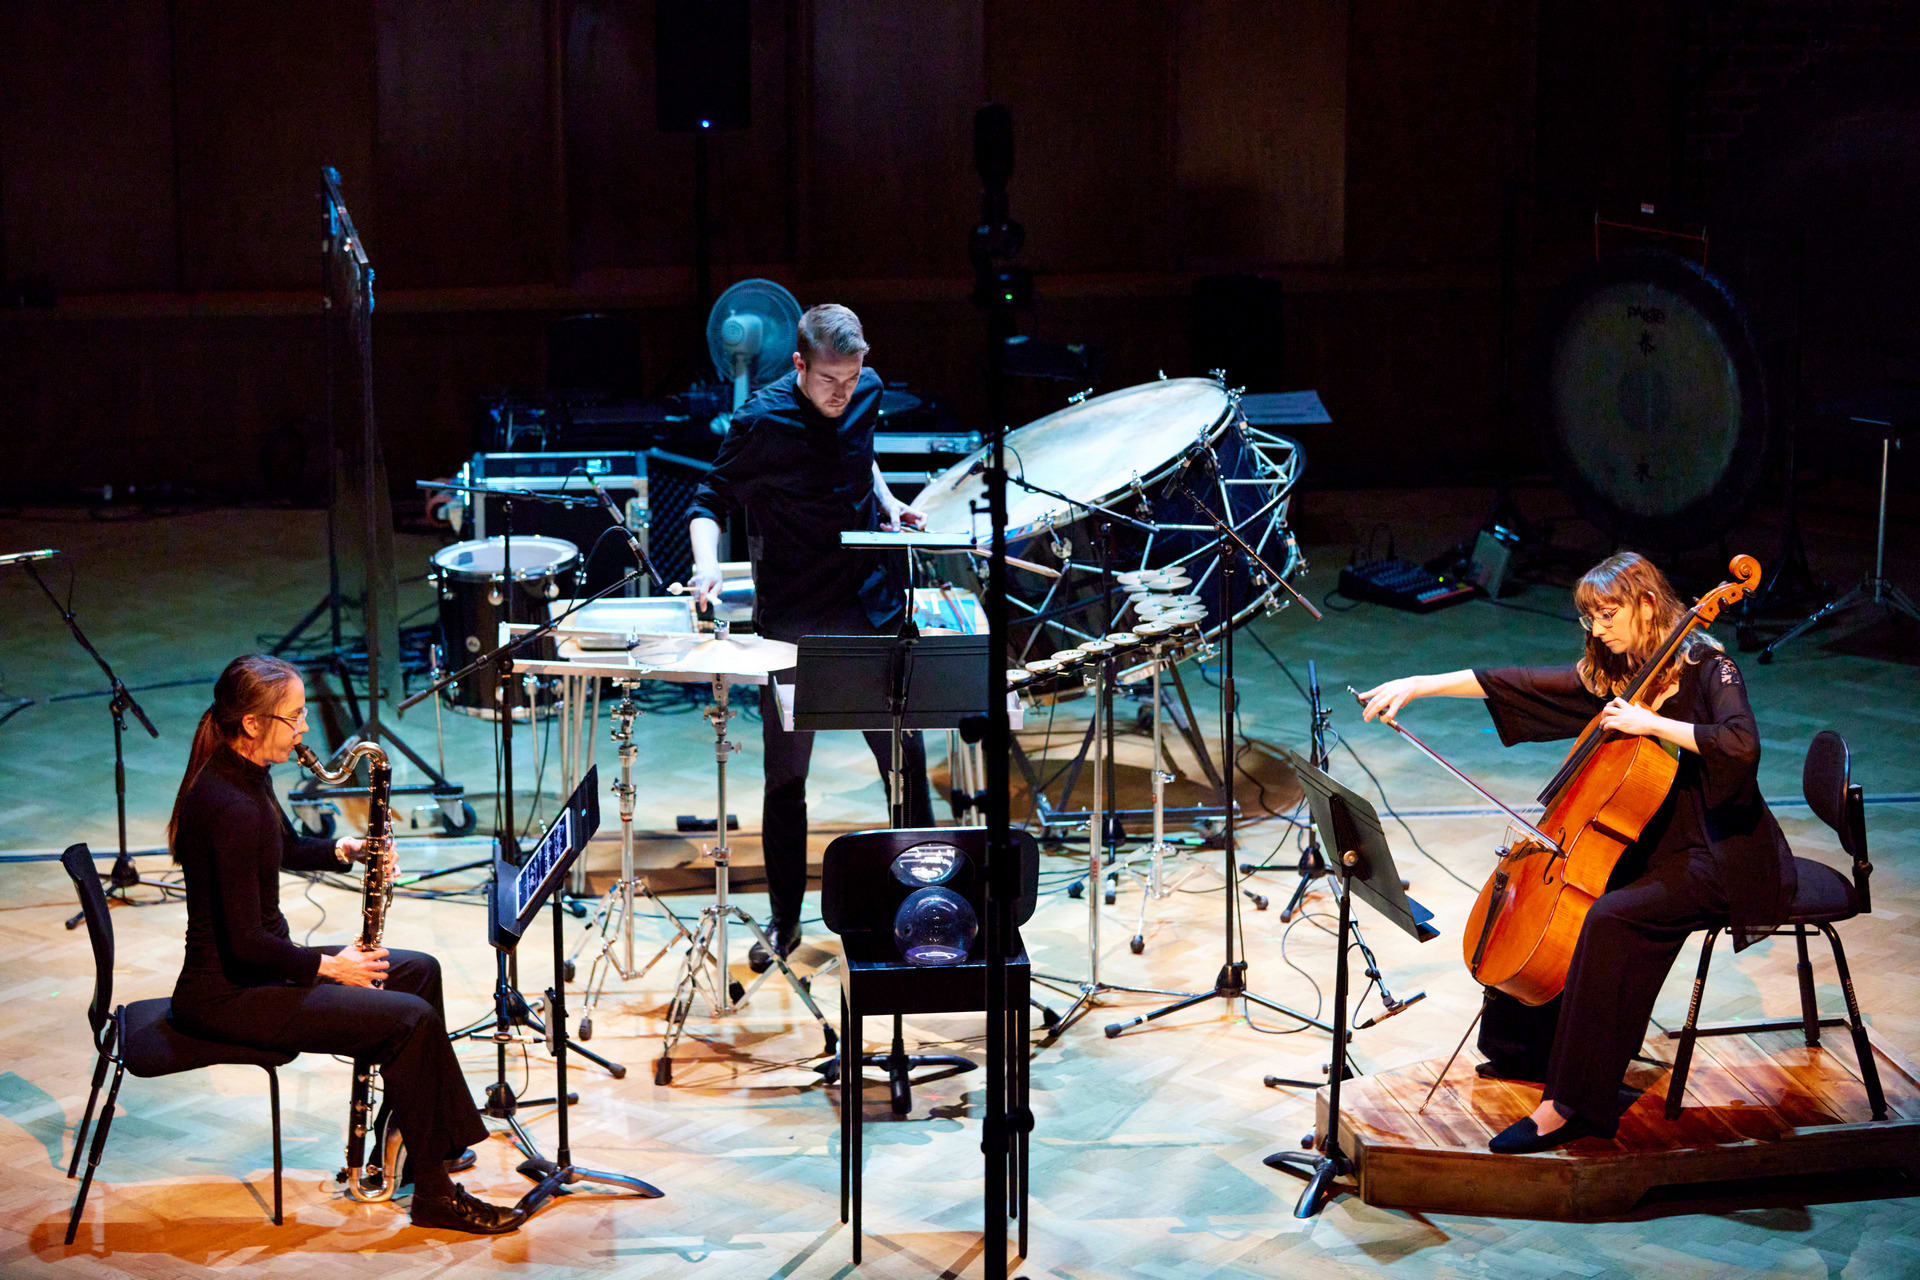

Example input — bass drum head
[1541,249,1770,548]
[914,378,1235,540]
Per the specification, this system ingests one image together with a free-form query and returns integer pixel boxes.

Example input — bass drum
[1541,249,1771,548]
[912,376,1303,662]
[430,535,581,720]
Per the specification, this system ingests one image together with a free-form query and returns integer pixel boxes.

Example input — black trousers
[171,948,486,1169]
[1479,849,1727,1130]
[759,672,932,925]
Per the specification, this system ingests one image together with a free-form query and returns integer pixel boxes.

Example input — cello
[1358,554,1763,1006]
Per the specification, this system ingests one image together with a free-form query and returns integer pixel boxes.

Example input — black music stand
[795,631,993,1109]
[1263,748,1437,1218]
[488,768,663,1215]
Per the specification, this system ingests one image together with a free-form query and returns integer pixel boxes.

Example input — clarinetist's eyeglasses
[266,708,310,728]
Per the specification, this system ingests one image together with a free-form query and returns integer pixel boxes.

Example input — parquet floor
[1,482,1916,1278]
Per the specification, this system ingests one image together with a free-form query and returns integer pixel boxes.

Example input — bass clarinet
[292,741,405,1202]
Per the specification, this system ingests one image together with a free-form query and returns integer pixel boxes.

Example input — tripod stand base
[1263,1146,1352,1218]
[820,1032,978,1116]
[514,1156,664,1218]
[1101,962,1333,1040]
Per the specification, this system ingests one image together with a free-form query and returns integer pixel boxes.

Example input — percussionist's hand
[688,561,724,609]
[879,497,927,532]
[1358,677,1423,722]
[1599,697,1661,739]
[321,944,390,988]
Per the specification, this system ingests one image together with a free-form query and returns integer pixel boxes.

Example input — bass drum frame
[911,375,1305,664]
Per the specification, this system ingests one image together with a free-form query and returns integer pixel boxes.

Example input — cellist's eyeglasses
[1577,604,1624,634]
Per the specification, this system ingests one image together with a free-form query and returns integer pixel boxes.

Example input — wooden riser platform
[1319,1026,1920,1218]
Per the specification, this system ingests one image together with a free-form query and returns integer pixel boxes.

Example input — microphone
[587,478,653,578]
[1353,990,1426,1030]
[0,548,60,567]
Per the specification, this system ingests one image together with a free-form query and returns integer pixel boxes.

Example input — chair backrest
[1803,730,1870,909]
[820,827,1039,946]
[59,843,116,1040]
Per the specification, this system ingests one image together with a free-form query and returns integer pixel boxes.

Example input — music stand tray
[1264,747,1437,1217]
[793,633,993,733]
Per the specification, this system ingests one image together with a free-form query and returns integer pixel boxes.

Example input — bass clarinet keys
[292,741,405,1202]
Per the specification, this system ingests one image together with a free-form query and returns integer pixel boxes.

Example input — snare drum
[430,535,582,719]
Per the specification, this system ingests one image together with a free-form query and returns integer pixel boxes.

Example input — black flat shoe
[410,1183,524,1235]
[1476,1058,1548,1082]
[747,918,801,974]
[1488,1113,1603,1155]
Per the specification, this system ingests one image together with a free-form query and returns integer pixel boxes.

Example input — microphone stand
[1102,456,1327,1041]
[22,560,171,925]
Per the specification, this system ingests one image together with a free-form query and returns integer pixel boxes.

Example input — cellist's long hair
[167,654,303,859]
[1573,552,1721,698]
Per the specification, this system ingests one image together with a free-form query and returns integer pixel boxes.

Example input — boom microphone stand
[17,554,174,923]
[1103,451,1327,1041]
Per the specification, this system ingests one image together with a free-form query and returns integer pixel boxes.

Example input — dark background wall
[3,1,1915,502]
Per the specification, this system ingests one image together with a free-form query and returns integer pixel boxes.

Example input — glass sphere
[892,887,978,966]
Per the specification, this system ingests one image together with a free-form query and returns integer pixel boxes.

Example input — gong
[1540,248,1771,547]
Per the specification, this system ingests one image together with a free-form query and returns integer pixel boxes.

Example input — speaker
[656,3,751,133]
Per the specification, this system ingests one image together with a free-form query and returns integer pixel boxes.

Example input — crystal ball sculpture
[892,887,978,966]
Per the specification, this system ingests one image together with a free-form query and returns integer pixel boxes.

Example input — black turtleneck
[172,744,343,994]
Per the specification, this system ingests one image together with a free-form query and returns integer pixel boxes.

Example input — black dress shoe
[747,918,801,974]
[410,1183,524,1235]
[1488,1113,1604,1155]
[398,1146,477,1186]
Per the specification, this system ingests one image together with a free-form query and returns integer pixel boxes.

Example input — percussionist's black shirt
[1470,652,1795,949]
[687,368,900,640]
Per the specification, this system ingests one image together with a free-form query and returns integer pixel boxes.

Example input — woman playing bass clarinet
[167,654,521,1232]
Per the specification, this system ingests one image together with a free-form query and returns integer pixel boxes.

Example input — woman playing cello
[1358,551,1793,1153]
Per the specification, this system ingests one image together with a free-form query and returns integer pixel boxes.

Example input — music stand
[488,767,663,1215]
[1262,747,1437,1219]
[794,631,992,1108]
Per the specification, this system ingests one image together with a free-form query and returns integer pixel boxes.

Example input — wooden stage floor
[1329,1028,1920,1219]
[2,488,1917,1278]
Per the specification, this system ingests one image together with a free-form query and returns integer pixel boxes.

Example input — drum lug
[488,587,503,606]
[1068,387,1092,405]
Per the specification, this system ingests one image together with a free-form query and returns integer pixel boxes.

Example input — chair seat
[843,944,1031,1018]
[1783,857,1859,924]
[119,998,295,1079]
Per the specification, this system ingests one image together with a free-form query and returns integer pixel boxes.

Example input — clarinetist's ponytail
[168,654,302,858]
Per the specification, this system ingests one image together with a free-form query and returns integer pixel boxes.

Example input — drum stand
[1039,657,1191,1037]
[1121,642,1212,953]
[653,669,838,1085]
[571,679,694,1039]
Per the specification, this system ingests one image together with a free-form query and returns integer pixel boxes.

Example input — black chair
[1665,732,1886,1122]
[61,843,297,1244]
[822,827,1039,1263]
